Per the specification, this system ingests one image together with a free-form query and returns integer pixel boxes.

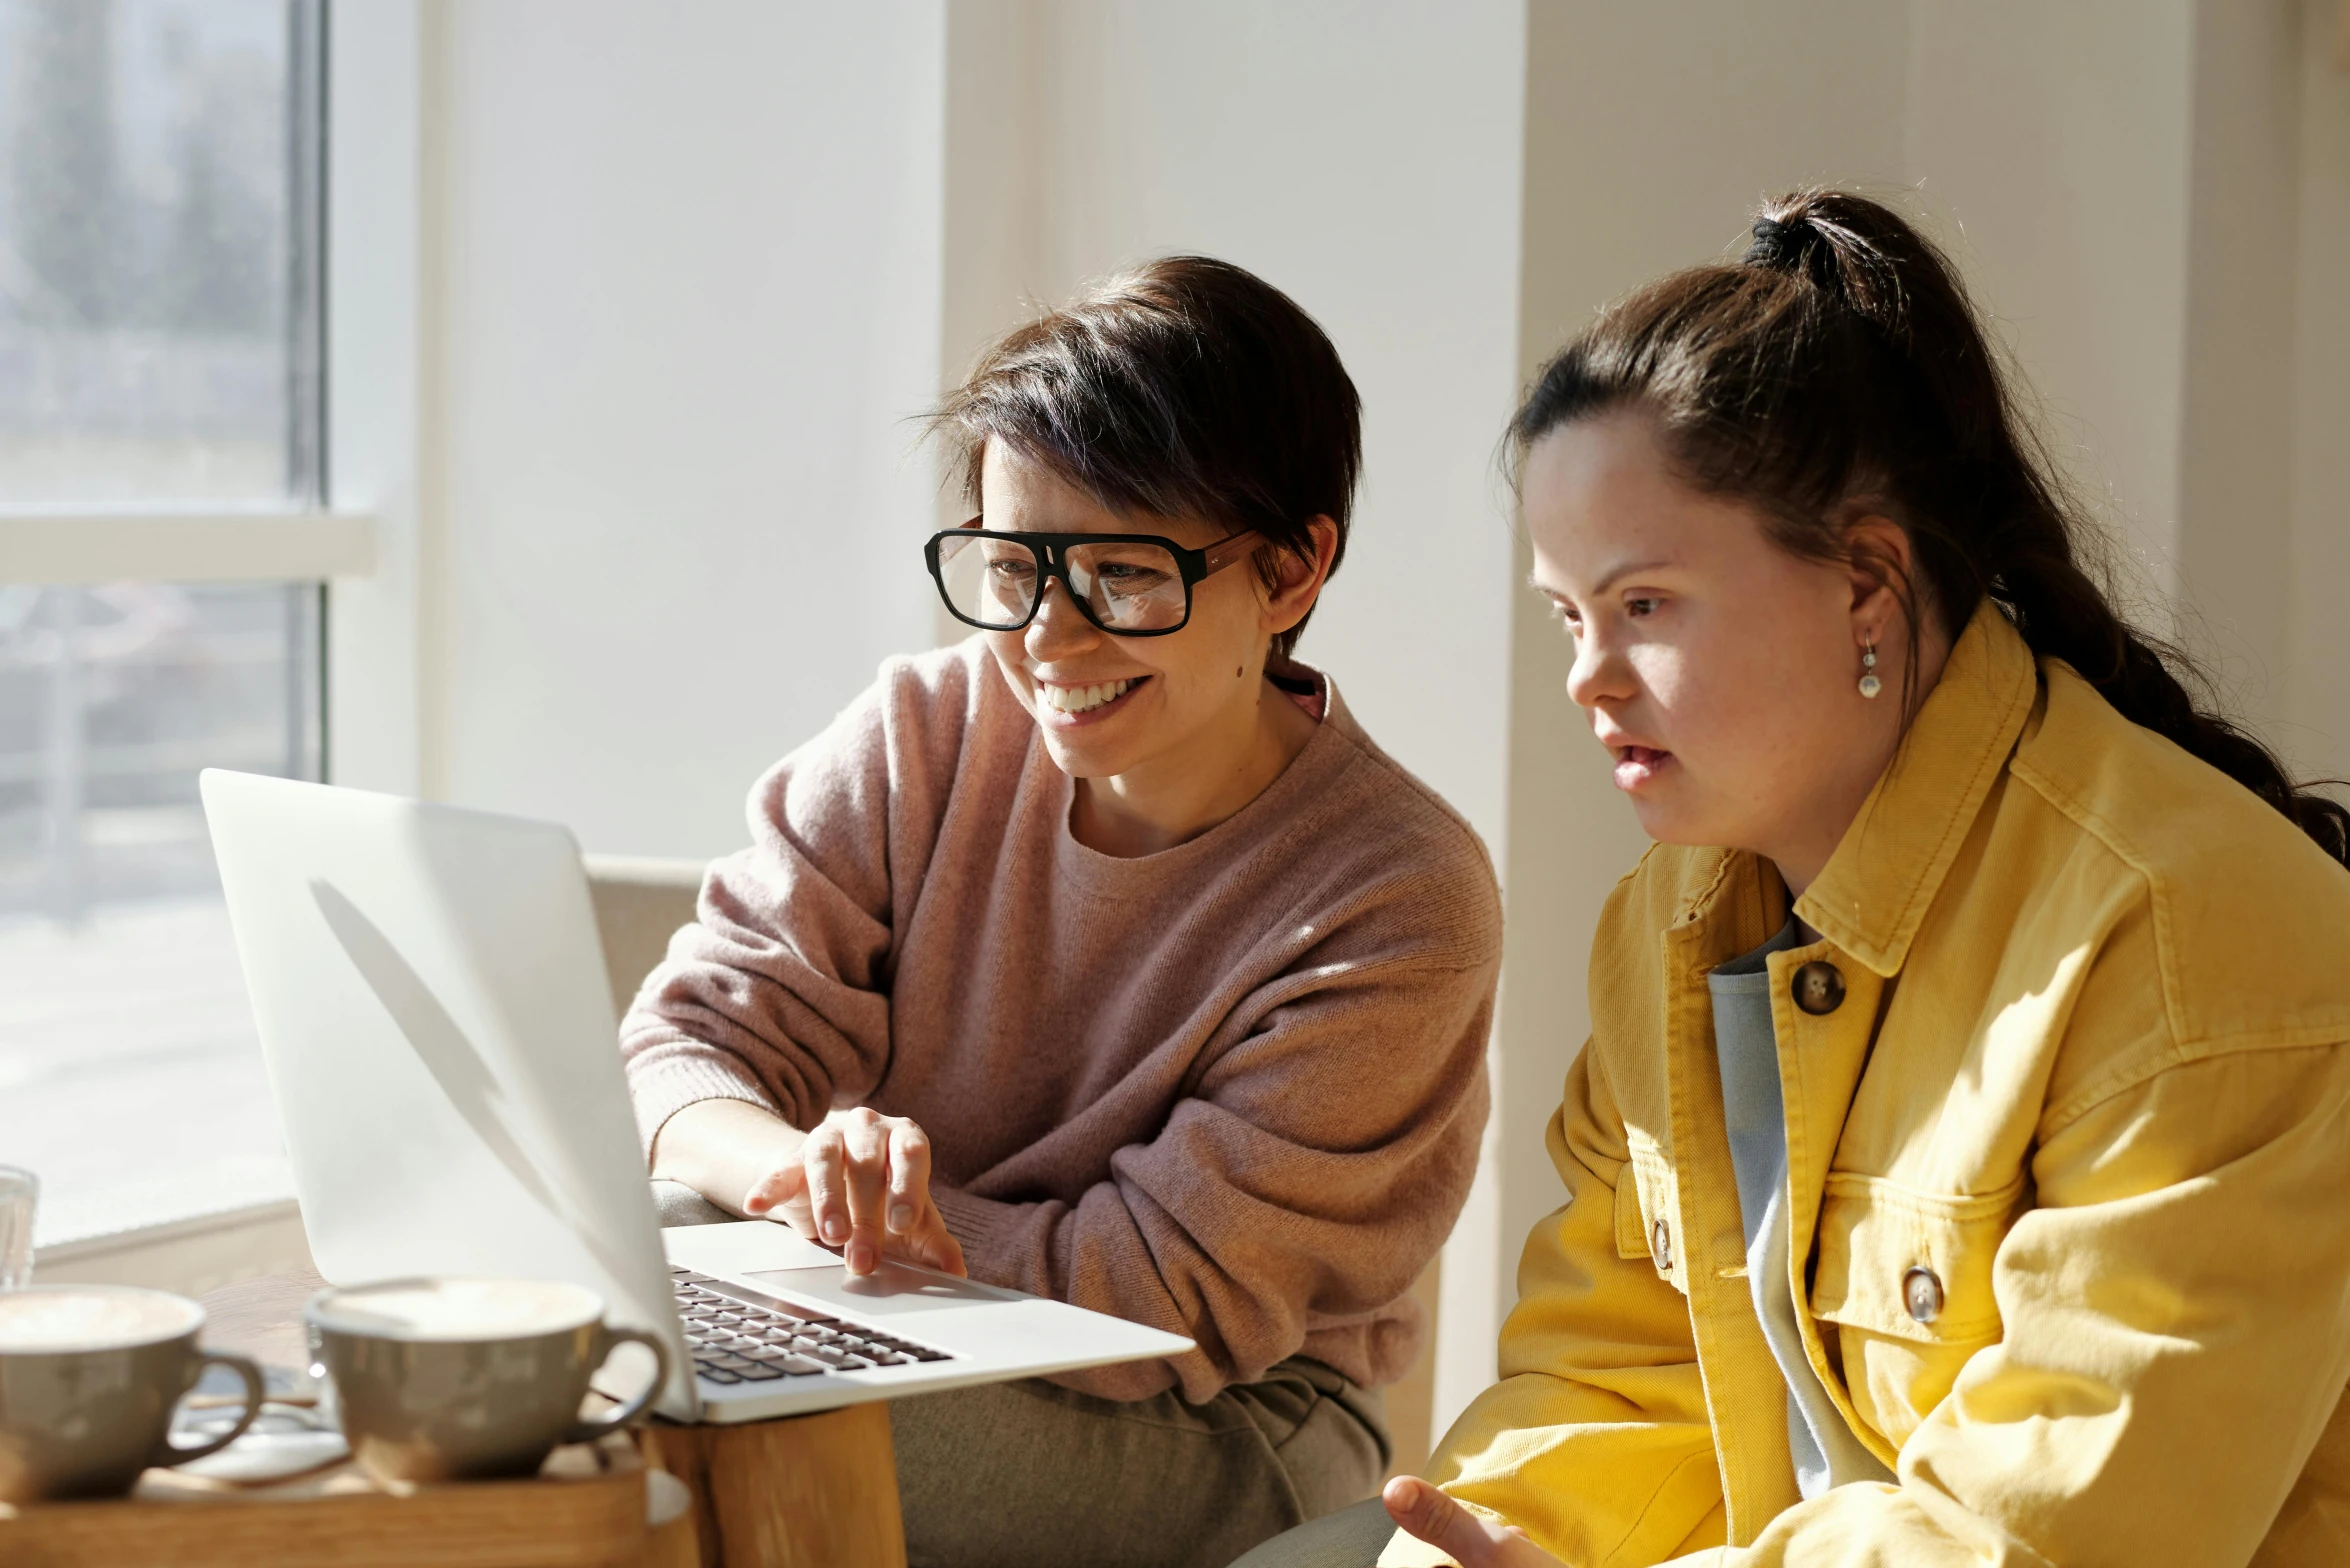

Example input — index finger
[839,1115,889,1275]
[802,1129,849,1248]
[886,1121,932,1235]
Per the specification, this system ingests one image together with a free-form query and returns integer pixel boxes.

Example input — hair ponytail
[1512,187,2350,867]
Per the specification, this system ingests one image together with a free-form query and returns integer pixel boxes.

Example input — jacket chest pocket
[1616,1146,1688,1295]
[1807,1173,2025,1451]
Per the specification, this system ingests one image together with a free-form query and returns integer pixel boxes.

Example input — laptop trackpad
[745,1262,1009,1317]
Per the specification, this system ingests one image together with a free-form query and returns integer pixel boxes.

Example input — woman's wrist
[650,1095,806,1214]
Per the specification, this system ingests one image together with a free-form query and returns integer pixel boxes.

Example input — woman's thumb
[743,1161,805,1216]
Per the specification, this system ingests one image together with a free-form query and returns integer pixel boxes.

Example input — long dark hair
[1511,188,2349,867]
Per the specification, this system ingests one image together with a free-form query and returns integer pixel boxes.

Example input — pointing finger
[887,1122,932,1235]
[802,1130,849,1248]
[840,1115,890,1274]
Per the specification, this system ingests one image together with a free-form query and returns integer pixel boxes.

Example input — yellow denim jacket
[1394,603,2350,1567]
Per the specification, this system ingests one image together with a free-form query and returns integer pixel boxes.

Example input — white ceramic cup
[0,1285,265,1502]
[305,1277,668,1485]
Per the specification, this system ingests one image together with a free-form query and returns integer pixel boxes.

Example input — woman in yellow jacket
[1245,189,2350,1567]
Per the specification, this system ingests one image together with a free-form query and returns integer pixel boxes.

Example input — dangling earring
[1858,639,1882,700]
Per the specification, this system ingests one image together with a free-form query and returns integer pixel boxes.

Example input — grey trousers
[651,1180,1390,1568]
[1225,1497,1396,1568]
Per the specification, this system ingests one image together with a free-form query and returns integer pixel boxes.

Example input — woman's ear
[1263,516,1341,637]
[1843,513,1915,647]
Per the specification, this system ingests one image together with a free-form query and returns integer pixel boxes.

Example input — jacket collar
[1790,600,2040,977]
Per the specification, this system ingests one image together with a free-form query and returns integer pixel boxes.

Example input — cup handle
[151,1350,267,1469]
[561,1325,672,1444]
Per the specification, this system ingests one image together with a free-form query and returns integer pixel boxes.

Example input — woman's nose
[1564,627,1629,711]
[1025,578,1100,662]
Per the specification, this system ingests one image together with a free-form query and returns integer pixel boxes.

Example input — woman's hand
[1383,1477,1565,1568]
[743,1106,967,1278]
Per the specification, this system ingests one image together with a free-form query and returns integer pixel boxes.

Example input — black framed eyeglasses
[924,517,1263,637]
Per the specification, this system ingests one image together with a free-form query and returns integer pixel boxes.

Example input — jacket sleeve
[1383,1044,1727,1568]
[1667,1041,2350,1568]
[930,937,1497,1405]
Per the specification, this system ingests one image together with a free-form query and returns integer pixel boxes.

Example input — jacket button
[1793,960,1846,1015]
[1903,1265,1944,1324]
[1651,1219,1674,1272]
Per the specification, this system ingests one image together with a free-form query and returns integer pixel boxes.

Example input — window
[0,0,325,1248]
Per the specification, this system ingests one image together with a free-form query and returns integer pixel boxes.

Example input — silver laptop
[200,769,1190,1424]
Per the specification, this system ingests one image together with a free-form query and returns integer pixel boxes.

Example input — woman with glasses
[622,256,1503,1568]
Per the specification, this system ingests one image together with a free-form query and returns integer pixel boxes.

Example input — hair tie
[1744,215,1813,269]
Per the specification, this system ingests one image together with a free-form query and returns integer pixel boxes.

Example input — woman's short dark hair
[930,256,1361,662]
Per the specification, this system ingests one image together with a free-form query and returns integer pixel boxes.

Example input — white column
[419,1,950,855]
[2286,3,2350,790]
[325,0,427,798]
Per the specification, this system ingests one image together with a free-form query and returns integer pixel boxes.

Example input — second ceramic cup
[305,1276,668,1485]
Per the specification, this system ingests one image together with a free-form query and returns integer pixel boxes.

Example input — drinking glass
[0,1166,36,1290]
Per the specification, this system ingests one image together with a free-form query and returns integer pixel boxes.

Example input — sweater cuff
[628,1051,777,1161]
[929,1185,1029,1277]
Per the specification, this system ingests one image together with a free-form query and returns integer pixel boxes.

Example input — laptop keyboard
[670,1267,955,1385]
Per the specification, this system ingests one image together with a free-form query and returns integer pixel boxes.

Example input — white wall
[1905,0,2340,755]
[326,0,426,799]
[2175,0,2304,723]
[1904,1,2198,590]
[410,1,948,857]
[391,1,1533,859]
[2287,0,2350,787]
[945,0,1530,854]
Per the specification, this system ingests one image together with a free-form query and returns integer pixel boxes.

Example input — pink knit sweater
[621,640,1500,1402]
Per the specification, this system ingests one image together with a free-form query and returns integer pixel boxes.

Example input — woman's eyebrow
[1530,558,1677,600]
[1590,557,1675,594]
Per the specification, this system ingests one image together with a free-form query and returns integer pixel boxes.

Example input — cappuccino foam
[308,1278,600,1342]
[0,1287,201,1352]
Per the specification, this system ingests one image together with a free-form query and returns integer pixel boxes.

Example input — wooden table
[171,1269,910,1568]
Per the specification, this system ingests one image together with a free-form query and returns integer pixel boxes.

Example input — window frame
[10,0,418,1285]
[0,510,373,585]
[0,0,373,590]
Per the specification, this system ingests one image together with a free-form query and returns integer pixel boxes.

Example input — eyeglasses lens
[1065,541,1187,632]
[936,534,1041,629]
[936,536,1188,633]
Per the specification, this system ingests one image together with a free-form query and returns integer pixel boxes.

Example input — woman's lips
[1612,745,1673,791]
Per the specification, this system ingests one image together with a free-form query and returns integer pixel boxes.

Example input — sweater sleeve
[619,665,930,1153]
[932,922,1498,1405]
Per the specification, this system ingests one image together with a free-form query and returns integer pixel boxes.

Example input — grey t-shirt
[1709,918,1896,1500]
